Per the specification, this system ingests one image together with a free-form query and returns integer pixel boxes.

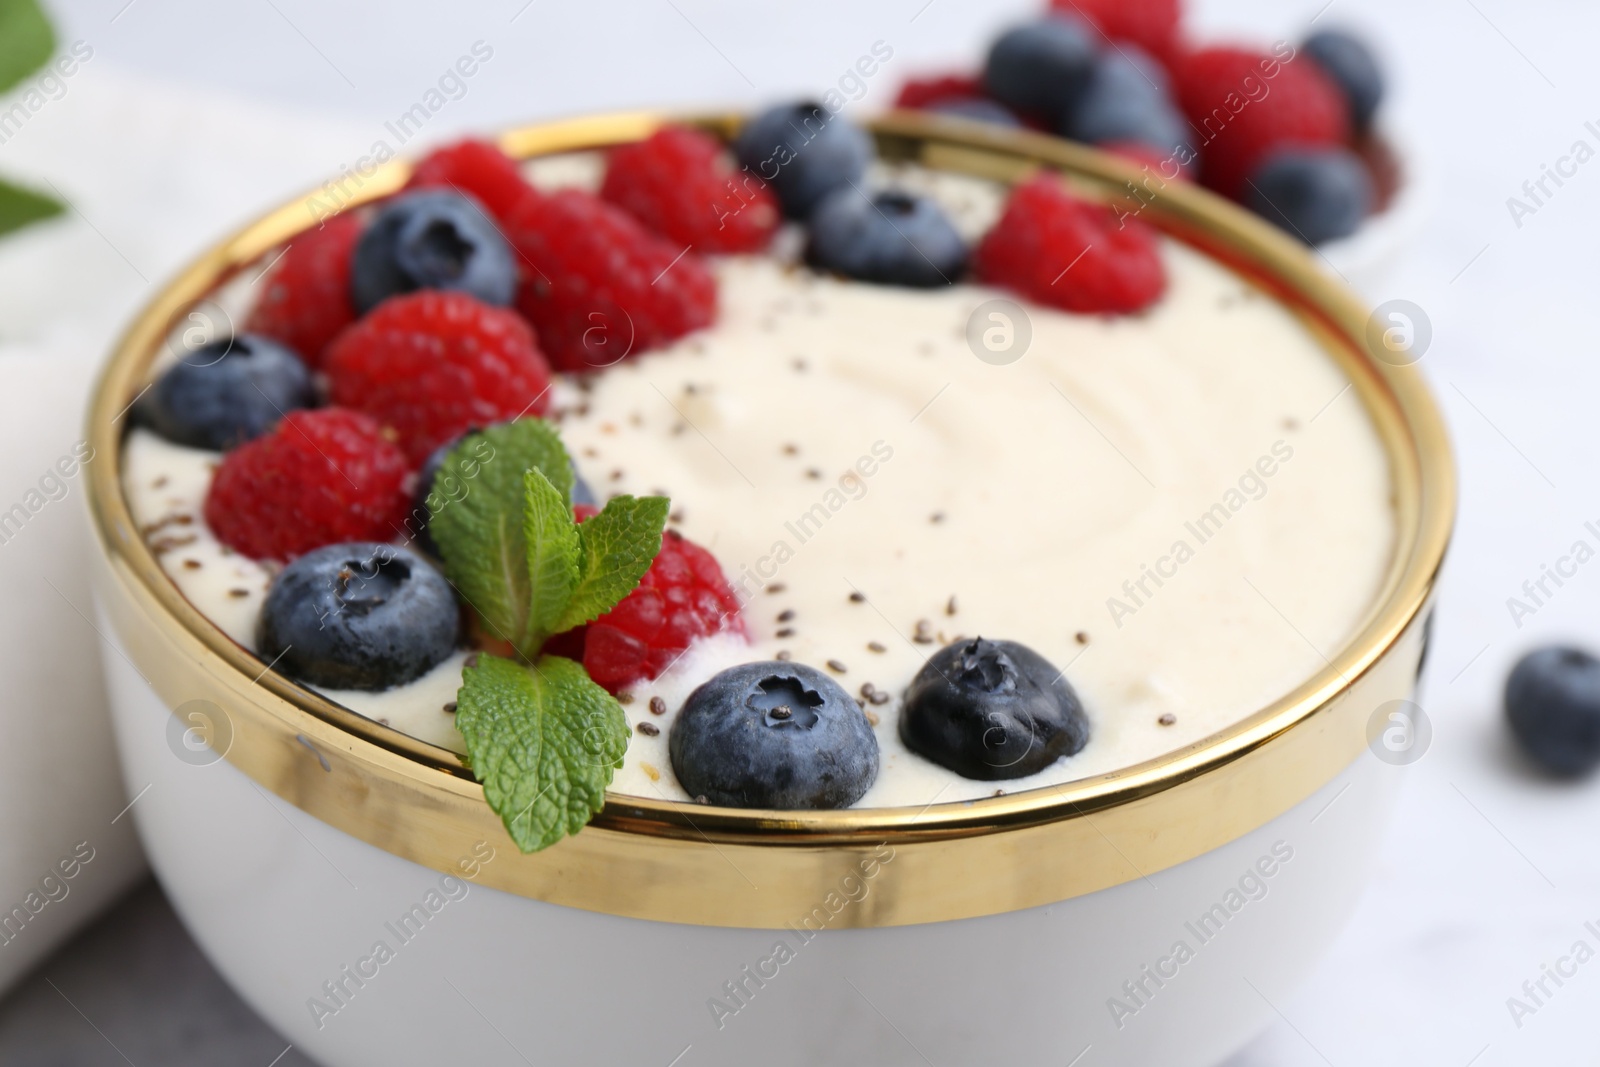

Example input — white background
[4,0,1597,1062]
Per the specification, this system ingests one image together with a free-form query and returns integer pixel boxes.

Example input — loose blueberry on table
[1504,646,1600,777]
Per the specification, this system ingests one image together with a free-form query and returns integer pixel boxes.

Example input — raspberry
[405,138,532,223]
[555,509,745,694]
[203,408,411,561]
[244,212,362,368]
[600,125,779,254]
[974,174,1166,314]
[505,188,717,372]
[1175,46,1349,200]
[323,290,552,464]
[895,72,984,109]
[1053,0,1184,66]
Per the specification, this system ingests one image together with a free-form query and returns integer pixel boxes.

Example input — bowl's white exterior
[99,620,1403,1067]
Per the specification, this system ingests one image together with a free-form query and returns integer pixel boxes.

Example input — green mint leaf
[521,468,579,648]
[0,0,55,95]
[431,419,573,651]
[0,177,61,240]
[455,652,628,853]
[553,494,670,634]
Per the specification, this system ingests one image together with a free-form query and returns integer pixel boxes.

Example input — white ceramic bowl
[85,112,1453,1067]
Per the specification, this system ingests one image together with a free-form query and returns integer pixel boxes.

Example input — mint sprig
[553,493,672,634]
[429,420,669,853]
[454,653,628,852]
[431,419,574,656]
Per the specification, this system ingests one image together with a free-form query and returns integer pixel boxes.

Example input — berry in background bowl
[894,4,1423,292]
[86,111,1450,1067]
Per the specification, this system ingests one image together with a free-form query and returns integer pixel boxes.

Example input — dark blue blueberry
[1246,148,1373,246]
[138,333,315,451]
[350,190,516,314]
[669,661,879,808]
[899,637,1088,780]
[982,17,1097,124]
[804,188,967,288]
[258,542,460,691]
[1303,29,1385,133]
[408,429,594,556]
[1082,44,1172,103]
[928,97,1022,128]
[1063,48,1191,158]
[1505,646,1600,777]
[733,101,874,219]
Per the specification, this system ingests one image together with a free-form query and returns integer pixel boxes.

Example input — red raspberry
[203,408,411,561]
[1053,0,1184,66]
[975,174,1166,314]
[323,290,552,465]
[505,188,717,372]
[553,509,745,694]
[895,72,984,109]
[600,125,779,254]
[244,212,362,368]
[1175,46,1350,200]
[406,138,532,223]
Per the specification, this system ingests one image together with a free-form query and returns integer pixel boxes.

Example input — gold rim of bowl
[85,110,1454,928]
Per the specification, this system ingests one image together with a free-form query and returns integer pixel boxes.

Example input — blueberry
[1064,49,1191,158]
[669,661,879,808]
[804,188,967,287]
[1246,148,1373,246]
[138,334,314,451]
[928,98,1022,128]
[1303,29,1385,133]
[1080,44,1172,103]
[734,102,874,219]
[409,430,594,556]
[258,542,461,691]
[350,190,516,314]
[982,17,1097,124]
[1066,95,1191,158]
[900,637,1088,780]
[1505,646,1600,777]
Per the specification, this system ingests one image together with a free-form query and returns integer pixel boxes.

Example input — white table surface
[5,0,1597,1062]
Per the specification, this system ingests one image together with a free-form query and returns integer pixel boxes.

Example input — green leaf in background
[0,176,61,238]
[0,0,54,95]
[455,652,629,853]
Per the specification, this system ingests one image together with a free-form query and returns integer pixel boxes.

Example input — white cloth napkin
[0,58,372,996]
